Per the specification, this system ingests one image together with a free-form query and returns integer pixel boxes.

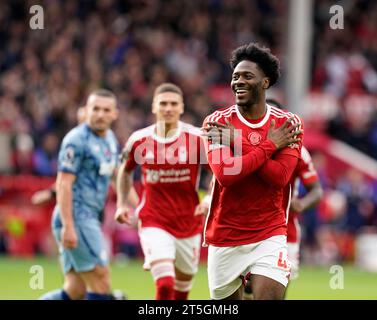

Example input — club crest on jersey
[248,131,262,145]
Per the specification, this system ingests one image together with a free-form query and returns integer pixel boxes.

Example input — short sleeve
[58,134,84,175]
[120,134,138,172]
[298,147,319,186]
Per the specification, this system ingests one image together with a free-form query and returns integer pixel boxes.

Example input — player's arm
[114,134,140,224]
[232,139,300,189]
[257,119,304,188]
[257,151,300,188]
[194,175,214,217]
[126,186,139,209]
[111,168,139,208]
[115,162,135,224]
[31,184,56,205]
[291,180,323,213]
[56,172,77,249]
[202,118,301,187]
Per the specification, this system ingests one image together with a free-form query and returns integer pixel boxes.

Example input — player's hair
[153,83,183,97]
[87,89,117,108]
[230,43,281,88]
[90,89,117,100]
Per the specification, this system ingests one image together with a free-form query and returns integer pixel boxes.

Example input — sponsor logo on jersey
[99,161,116,176]
[62,146,75,168]
[145,168,191,184]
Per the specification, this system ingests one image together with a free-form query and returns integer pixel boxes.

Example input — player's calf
[81,265,113,299]
[63,271,86,300]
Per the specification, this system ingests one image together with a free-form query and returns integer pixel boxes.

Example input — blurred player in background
[243,99,323,299]
[286,146,323,278]
[115,83,208,300]
[40,89,121,300]
[202,43,303,300]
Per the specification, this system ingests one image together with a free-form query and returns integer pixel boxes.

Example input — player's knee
[175,267,193,282]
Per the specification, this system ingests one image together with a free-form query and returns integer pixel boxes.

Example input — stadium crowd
[1,0,377,267]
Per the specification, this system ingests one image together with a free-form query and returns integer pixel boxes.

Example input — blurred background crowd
[0,0,377,270]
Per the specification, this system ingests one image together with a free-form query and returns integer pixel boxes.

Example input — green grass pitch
[0,256,376,300]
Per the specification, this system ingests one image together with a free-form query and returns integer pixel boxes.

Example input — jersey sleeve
[58,132,84,175]
[255,114,304,188]
[257,152,300,188]
[298,147,319,186]
[120,133,138,172]
[228,114,303,188]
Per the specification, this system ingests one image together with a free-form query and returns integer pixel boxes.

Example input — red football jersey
[203,103,303,246]
[286,146,319,243]
[123,121,205,238]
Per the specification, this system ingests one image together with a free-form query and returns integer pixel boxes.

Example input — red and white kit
[203,103,303,299]
[123,121,205,273]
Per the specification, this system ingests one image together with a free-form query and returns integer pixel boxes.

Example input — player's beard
[236,81,262,108]
[90,119,108,136]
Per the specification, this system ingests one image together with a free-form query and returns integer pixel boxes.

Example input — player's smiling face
[152,92,184,126]
[86,95,118,136]
[231,60,268,107]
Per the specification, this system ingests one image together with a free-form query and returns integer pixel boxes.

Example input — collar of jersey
[152,121,182,144]
[84,123,109,140]
[235,103,271,128]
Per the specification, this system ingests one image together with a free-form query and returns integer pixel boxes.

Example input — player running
[115,83,208,300]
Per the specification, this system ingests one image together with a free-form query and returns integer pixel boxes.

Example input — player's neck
[87,124,107,137]
[155,121,179,138]
[238,99,266,120]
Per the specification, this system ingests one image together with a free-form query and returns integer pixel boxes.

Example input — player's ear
[152,101,157,114]
[179,102,184,115]
[113,108,119,121]
[263,78,270,90]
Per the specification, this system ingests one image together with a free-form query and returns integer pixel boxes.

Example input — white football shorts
[139,227,201,275]
[208,235,291,299]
